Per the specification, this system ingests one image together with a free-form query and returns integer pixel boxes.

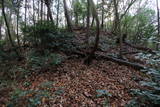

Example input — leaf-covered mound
[14,58,146,106]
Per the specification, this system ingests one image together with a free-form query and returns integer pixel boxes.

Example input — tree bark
[41,0,44,23]
[124,41,156,54]
[63,0,73,32]
[86,0,90,45]
[75,13,78,26]
[91,17,95,27]
[63,49,145,70]
[33,0,35,24]
[101,0,104,29]
[74,1,79,27]
[37,0,40,21]
[25,0,27,30]
[84,0,100,64]
[156,0,160,50]
[44,0,53,22]
[113,0,123,58]
[0,19,2,40]
[56,0,60,27]
[16,0,20,47]
[96,54,145,70]
[1,0,20,58]
[0,25,2,40]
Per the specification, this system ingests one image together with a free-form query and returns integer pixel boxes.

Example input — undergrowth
[126,52,160,107]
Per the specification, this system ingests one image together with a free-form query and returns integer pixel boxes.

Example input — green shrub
[21,20,74,51]
[26,50,64,70]
[8,81,64,106]
[126,68,160,107]
[9,88,49,106]
[96,90,112,107]
[7,66,32,80]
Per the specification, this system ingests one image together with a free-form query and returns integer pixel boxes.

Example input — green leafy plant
[26,49,64,70]
[126,68,160,107]
[39,81,54,89]
[23,81,31,87]
[135,52,160,69]
[96,90,112,107]
[8,66,32,80]
[8,81,64,106]
[21,20,74,51]
[49,53,63,65]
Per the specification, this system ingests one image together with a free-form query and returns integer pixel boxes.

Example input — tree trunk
[83,15,85,27]
[23,0,27,46]
[44,0,53,22]
[156,0,160,50]
[86,0,90,45]
[0,17,2,40]
[96,54,145,70]
[38,0,40,21]
[75,12,78,26]
[63,49,145,70]
[0,25,2,40]
[43,3,46,20]
[41,0,44,23]
[32,0,36,42]
[16,0,20,47]
[1,0,20,58]
[56,0,60,27]
[24,0,27,31]
[113,0,123,58]
[124,41,156,54]
[33,0,35,24]
[84,0,100,64]
[91,17,95,27]
[63,0,73,32]
[101,0,104,29]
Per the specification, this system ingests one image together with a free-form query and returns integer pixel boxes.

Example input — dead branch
[124,42,156,54]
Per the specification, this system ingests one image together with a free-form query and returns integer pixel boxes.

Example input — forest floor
[20,59,146,106]
[0,29,150,106]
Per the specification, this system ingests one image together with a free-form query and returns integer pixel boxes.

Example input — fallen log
[62,49,146,70]
[95,54,145,70]
[122,51,140,55]
[124,42,156,54]
[62,50,87,58]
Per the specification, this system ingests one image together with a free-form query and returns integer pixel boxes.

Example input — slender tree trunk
[91,17,94,27]
[33,0,35,24]
[86,0,90,45]
[43,2,46,20]
[84,0,100,64]
[32,0,36,41]
[25,0,27,30]
[0,25,2,40]
[1,0,20,57]
[83,15,85,27]
[156,0,160,50]
[56,0,60,27]
[101,0,104,29]
[38,0,40,21]
[63,0,73,32]
[73,0,78,26]
[75,12,78,26]
[44,0,53,22]
[23,0,27,45]
[113,0,123,58]
[0,12,3,40]
[47,9,49,21]
[16,0,20,47]
[41,0,44,23]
